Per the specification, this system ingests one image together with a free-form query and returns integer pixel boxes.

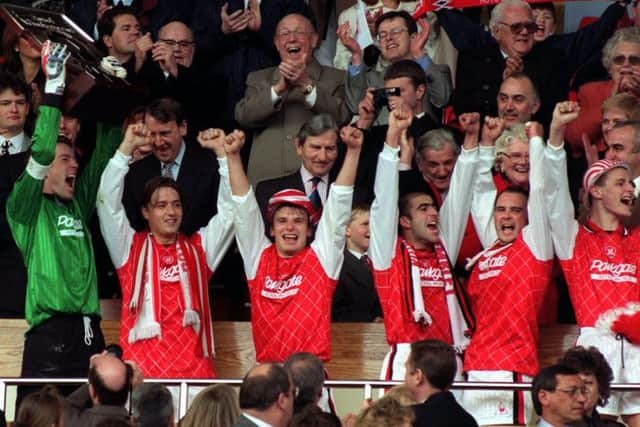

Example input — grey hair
[296,113,338,145]
[415,128,460,160]
[494,123,528,166]
[602,27,640,70]
[612,120,640,154]
[132,383,174,427]
[489,0,533,37]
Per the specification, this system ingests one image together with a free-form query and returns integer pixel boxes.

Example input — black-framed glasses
[377,27,408,41]
[498,21,537,34]
[159,39,195,48]
[611,55,640,66]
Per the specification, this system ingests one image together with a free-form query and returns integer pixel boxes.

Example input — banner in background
[413,0,568,18]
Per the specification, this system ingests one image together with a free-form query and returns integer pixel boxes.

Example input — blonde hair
[354,396,415,427]
[494,123,528,168]
[602,93,640,119]
[385,385,418,406]
[179,384,240,427]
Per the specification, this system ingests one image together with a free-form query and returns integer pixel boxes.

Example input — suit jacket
[412,391,478,427]
[333,250,381,322]
[233,414,260,427]
[123,142,220,235]
[235,59,351,185]
[64,385,129,427]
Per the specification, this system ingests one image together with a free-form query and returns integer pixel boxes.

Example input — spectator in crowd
[179,384,240,427]
[368,107,475,381]
[122,97,221,235]
[64,352,140,427]
[290,404,341,427]
[132,383,175,427]
[97,6,144,77]
[340,10,452,125]
[235,363,295,427]
[532,364,588,427]
[352,60,440,203]
[604,121,640,227]
[386,385,418,406]
[15,385,62,427]
[403,339,477,427]
[95,419,131,427]
[497,73,541,130]
[566,28,640,157]
[354,395,415,427]
[226,120,362,363]
[559,346,625,427]
[235,13,351,185]
[192,0,308,129]
[97,124,234,378]
[545,101,640,427]
[7,42,121,399]
[284,352,327,414]
[0,73,31,319]
[333,204,383,323]
[459,117,554,425]
[255,114,339,228]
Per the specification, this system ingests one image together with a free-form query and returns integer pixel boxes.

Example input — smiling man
[497,73,541,130]
[235,13,350,186]
[226,121,362,363]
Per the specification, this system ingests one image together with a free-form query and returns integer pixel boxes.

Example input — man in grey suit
[235,363,295,427]
[235,13,351,185]
[339,10,452,125]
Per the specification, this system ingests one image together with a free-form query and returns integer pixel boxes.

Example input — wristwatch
[303,83,315,96]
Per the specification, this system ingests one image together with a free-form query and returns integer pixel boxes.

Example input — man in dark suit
[255,113,338,228]
[406,339,478,427]
[235,363,295,427]
[122,97,219,234]
[333,204,382,322]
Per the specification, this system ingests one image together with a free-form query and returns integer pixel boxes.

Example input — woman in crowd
[14,385,63,427]
[179,384,240,427]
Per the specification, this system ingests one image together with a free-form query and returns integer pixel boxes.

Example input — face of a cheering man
[271,205,313,258]
[43,142,79,201]
[493,5,535,57]
[399,193,439,250]
[142,185,183,245]
[145,114,186,164]
[295,130,338,178]
[494,190,528,244]
[589,167,635,219]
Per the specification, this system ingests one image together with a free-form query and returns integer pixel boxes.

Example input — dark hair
[95,419,132,427]
[284,352,325,412]
[531,2,556,22]
[239,363,291,411]
[296,114,338,146]
[384,59,426,88]
[531,364,579,415]
[502,71,540,103]
[290,404,341,427]
[142,176,183,208]
[399,192,435,219]
[15,385,63,427]
[0,70,30,102]
[494,185,529,208]
[144,97,185,125]
[558,346,613,407]
[89,364,131,406]
[407,339,457,389]
[98,5,138,40]
[375,10,418,35]
[132,383,174,427]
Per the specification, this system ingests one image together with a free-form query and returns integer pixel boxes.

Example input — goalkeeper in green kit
[6,41,121,385]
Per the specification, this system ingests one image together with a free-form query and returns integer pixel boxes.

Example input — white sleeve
[471,146,498,248]
[96,151,135,269]
[369,144,401,270]
[544,142,578,260]
[310,184,353,280]
[232,188,271,280]
[197,158,236,271]
[439,147,478,262]
[522,136,553,261]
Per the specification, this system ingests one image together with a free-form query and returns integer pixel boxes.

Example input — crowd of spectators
[2,0,640,426]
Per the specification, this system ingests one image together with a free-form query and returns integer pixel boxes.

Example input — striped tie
[309,176,323,214]
[161,162,175,180]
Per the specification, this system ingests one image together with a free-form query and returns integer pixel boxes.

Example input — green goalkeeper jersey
[6,102,121,329]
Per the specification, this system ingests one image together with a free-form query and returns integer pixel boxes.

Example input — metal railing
[3,378,640,418]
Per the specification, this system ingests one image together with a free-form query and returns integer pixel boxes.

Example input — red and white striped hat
[267,189,318,224]
[583,159,630,193]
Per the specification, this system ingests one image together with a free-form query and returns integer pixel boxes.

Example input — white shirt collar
[162,140,186,167]
[3,132,29,154]
[242,413,273,427]
[348,248,365,259]
[299,164,329,184]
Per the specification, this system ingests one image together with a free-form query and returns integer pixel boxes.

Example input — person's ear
[142,206,150,221]
[399,215,411,229]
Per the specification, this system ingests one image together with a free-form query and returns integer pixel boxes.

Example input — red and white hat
[582,159,630,193]
[267,189,319,224]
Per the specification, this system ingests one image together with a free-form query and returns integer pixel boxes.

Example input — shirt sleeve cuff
[348,63,365,77]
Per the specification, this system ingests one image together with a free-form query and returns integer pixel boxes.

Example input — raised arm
[97,124,151,268]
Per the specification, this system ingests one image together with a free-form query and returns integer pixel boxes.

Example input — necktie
[161,162,175,180]
[308,176,323,213]
[1,140,11,156]
[360,254,369,264]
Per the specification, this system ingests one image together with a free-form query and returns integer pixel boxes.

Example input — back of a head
[239,363,291,411]
[88,358,131,406]
[408,339,457,390]
[132,383,174,427]
[290,405,341,427]
[284,352,325,411]
[179,384,240,427]
[15,385,63,427]
[354,396,415,427]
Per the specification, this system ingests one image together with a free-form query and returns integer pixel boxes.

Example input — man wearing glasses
[235,13,350,186]
[532,364,588,427]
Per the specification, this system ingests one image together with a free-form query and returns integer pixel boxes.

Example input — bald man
[64,352,142,427]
